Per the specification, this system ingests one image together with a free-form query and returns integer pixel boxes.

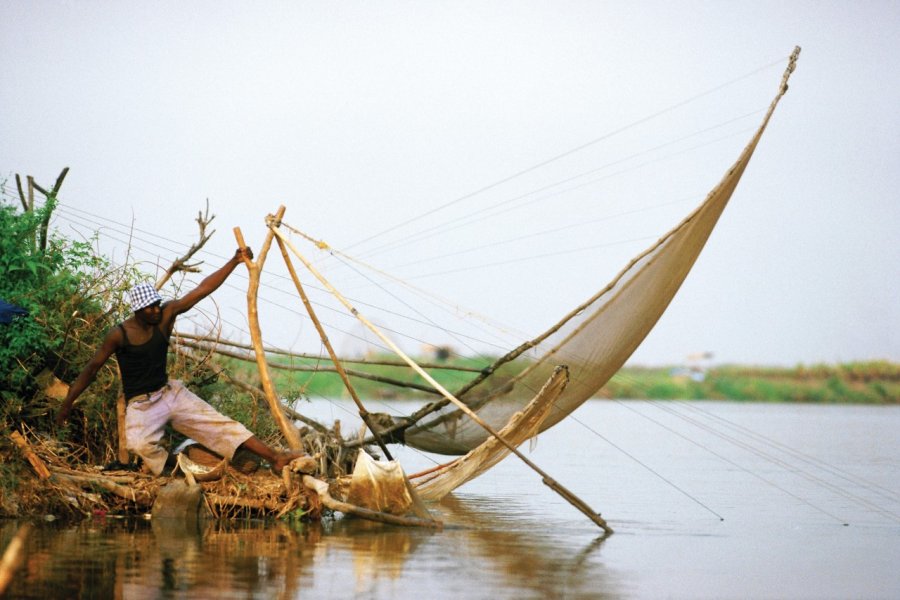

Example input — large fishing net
[401,48,800,455]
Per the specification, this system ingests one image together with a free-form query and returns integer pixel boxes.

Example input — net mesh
[403,48,799,455]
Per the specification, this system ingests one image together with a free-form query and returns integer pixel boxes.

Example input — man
[56,246,308,476]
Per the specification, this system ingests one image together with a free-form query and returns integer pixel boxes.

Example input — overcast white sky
[2,1,898,366]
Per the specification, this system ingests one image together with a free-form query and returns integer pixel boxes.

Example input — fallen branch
[51,472,153,505]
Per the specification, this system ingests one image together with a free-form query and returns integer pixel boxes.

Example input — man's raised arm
[165,246,253,318]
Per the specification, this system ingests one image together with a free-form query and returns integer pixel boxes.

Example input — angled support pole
[270,224,613,534]
[268,209,394,460]
[233,206,302,451]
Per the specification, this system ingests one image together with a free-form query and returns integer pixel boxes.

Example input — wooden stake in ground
[233,208,302,450]
[270,223,614,535]
[272,226,395,460]
[116,392,128,464]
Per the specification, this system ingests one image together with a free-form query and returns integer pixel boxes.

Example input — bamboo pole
[271,224,613,534]
[233,206,302,451]
[274,231,395,459]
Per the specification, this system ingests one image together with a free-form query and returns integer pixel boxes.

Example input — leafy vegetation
[0,194,279,470]
[0,196,128,435]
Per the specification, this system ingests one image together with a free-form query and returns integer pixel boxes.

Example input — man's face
[137,301,162,325]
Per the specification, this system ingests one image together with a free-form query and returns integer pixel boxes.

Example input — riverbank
[241,357,899,404]
[603,361,899,403]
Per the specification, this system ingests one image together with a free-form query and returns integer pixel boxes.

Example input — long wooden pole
[270,224,613,534]
[233,207,302,450]
[273,231,395,460]
[174,331,483,372]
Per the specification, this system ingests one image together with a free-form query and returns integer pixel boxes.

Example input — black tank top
[115,324,169,399]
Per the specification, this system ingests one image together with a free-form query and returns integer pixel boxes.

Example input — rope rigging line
[44,201,533,402]
[672,399,900,504]
[615,400,850,524]
[647,400,900,523]
[265,127,764,302]
[275,223,566,415]
[43,202,524,360]
[342,56,788,254]
[385,194,698,273]
[352,112,764,264]
[280,221,497,362]
[276,220,534,343]
[565,411,726,521]
[43,204,451,364]
[274,223,641,437]
[6,106,752,371]
[403,234,658,281]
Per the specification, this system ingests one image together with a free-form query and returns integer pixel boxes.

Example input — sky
[1,1,898,367]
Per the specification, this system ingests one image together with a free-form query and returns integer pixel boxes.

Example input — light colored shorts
[125,379,253,475]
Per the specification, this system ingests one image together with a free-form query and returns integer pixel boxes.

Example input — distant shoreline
[236,358,899,404]
[601,361,899,403]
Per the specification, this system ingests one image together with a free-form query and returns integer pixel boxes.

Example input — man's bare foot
[271,452,316,476]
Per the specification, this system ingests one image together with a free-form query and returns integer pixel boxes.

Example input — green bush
[2,200,88,387]
[0,196,137,453]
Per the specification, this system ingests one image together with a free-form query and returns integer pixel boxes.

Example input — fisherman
[56,246,310,476]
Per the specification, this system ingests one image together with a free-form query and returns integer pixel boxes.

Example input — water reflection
[7,401,896,599]
[5,494,615,599]
[6,516,435,599]
[435,495,615,599]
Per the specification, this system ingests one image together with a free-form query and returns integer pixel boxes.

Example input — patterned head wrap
[129,283,163,312]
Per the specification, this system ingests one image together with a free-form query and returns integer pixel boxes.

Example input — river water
[3,400,899,599]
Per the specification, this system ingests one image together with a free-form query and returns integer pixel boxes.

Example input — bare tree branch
[155,199,216,289]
